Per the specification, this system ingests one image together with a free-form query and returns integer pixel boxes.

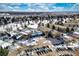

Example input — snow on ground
[28,23,38,29]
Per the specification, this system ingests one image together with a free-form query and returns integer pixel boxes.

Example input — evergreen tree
[47,23,50,28]
[0,47,9,56]
[65,27,70,33]
[52,25,55,29]
[38,22,41,27]
[71,28,74,32]
[24,24,27,28]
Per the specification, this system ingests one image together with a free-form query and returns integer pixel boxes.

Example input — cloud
[0,3,56,12]
[0,3,22,11]
[25,3,70,12]
[70,3,79,11]
[0,3,78,12]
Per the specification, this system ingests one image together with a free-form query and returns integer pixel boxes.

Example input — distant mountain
[0,11,79,15]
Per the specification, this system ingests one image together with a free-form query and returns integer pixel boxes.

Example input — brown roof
[74,49,79,56]
[38,26,51,32]
[71,34,79,39]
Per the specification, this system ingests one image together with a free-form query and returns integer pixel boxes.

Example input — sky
[0,3,79,12]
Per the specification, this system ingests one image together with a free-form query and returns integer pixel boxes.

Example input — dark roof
[48,37,65,45]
